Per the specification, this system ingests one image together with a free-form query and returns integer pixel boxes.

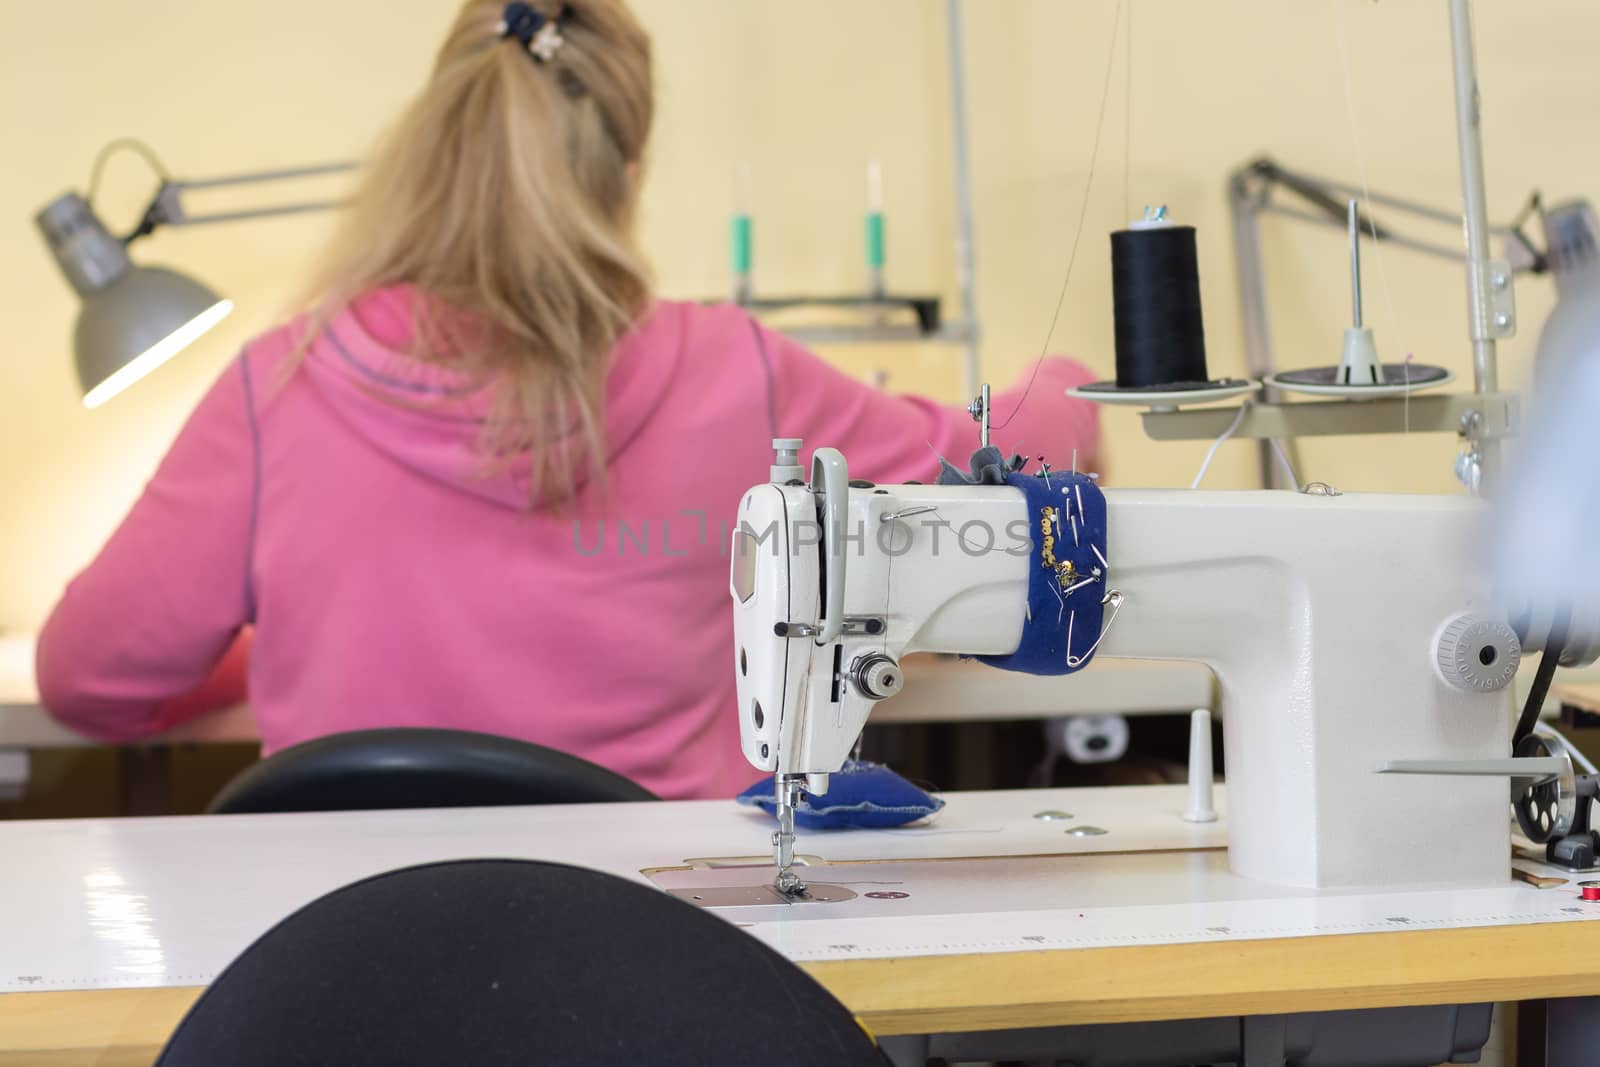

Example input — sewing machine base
[640,848,1572,942]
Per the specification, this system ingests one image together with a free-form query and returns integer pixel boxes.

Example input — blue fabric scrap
[736,760,945,829]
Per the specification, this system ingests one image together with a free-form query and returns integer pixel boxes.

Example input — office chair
[155,858,887,1066]
[207,727,657,813]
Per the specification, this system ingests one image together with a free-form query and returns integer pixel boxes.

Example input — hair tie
[497,2,572,63]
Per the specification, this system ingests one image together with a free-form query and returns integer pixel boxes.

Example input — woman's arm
[36,355,260,742]
[757,319,1102,482]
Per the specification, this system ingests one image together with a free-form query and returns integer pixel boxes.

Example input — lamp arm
[170,161,358,191]
[1232,157,1547,275]
[124,160,361,245]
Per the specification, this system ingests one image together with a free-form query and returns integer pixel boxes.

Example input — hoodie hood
[297,285,683,508]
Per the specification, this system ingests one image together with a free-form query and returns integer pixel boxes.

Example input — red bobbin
[1579,881,1600,902]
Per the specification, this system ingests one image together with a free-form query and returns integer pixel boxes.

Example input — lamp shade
[36,192,231,408]
[73,266,232,408]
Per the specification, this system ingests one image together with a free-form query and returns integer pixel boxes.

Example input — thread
[994,0,1123,432]
[1190,400,1301,490]
[1111,223,1209,387]
[1267,438,1301,490]
[1333,1,1413,445]
[1191,401,1250,490]
[1123,1,1133,224]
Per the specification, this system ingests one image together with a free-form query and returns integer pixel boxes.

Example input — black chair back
[207,728,657,813]
[155,859,887,1066]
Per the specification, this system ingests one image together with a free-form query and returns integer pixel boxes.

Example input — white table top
[2,782,1594,996]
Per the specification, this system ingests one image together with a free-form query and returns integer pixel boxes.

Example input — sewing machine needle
[773,775,806,897]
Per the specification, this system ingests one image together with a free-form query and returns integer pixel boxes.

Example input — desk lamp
[35,192,232,409]
[35,141,355,408]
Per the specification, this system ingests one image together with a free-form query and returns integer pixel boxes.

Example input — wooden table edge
[809,920,1600,1035]
[4,919,1599,1057]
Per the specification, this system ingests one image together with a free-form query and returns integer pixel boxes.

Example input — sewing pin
[1092,544,1109,571]
[1072,449,1078,477]
[1039,456,1053,490]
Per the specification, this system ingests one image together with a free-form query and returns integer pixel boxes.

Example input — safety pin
[1066,590,1126,669]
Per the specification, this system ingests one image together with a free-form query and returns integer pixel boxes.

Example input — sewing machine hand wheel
[1512,735,1576,844]
[810,448,848,644]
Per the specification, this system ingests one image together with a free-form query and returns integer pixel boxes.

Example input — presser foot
[772,774,807,896]
[662,880,856,908]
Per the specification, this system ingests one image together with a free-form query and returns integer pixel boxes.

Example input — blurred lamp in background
[35,193,232,409]
[34,140,354,409]
[1532,201,1600,375]
[1497,201,1600,640]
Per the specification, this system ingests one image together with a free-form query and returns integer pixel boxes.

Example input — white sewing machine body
[733,463,1515,892]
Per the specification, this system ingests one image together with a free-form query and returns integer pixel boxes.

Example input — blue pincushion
[978,467,1108,675]
[736,760,945,829]
[938,446,1111,676]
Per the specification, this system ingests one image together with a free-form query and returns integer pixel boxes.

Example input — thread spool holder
[1094,1,1525,492]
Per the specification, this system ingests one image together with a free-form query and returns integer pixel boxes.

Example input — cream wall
[0,1,1593,629]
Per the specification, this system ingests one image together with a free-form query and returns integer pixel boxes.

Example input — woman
[36,0,1100,799]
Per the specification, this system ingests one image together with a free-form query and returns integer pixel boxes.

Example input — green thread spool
[730,215,753,276]
[866,212,886,270]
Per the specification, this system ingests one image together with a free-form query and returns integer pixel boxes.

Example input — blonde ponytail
[299,0,653,506]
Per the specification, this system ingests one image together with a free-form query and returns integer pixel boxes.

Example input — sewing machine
[732,438,1599,896]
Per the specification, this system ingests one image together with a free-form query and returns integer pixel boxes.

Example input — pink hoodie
[37,289,1100,799]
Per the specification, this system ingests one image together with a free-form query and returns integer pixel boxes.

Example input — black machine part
[1512,734,1600,869]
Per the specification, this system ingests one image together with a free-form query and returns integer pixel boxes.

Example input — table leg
[1543,996,1600,1066]
[117,747,173,816]
[0,749,28,802]
[876,1033,929,1066]
[1241,1015,1288,1067]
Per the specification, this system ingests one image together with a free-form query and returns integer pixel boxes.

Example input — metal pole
[945,0,981,398]
[1448,0,1499,396]
[1348,199,1364,329]
[1228,169,1298,489]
